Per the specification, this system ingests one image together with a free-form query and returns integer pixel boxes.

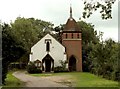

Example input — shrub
[26,61,42,74]
[54,66,68,73]
[54,60,68,73]
[111,71,120,81]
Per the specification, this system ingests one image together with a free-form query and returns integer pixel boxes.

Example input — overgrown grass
[3,71,24,87]
[30,72,119,87]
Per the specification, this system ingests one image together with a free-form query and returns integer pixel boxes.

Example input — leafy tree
[10,17,54,64]
[83,0,116,19]
[1,17,54,84]
[53,24,64,43]
[77,21,99,72]
[2,23,25,84]
[88,38,119,81]
[11,17,54,53]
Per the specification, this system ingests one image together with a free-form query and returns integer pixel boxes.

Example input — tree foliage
[10,17,54,66]
[54,20,119,81]
[88,39,119,81]
[77,21,99,72]
[83,0,116,19]
[2,16,119,84]
[2,23,25,84]
[2,17,54,84]
[10,17,54,53]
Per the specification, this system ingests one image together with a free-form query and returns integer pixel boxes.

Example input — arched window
[46,42,50,51]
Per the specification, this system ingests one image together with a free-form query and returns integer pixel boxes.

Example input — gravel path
[13,71,73,88]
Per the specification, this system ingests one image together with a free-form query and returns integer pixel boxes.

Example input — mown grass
[31,73,53,77]
[69,72,118,87]
[2,71,24,88]
[30,72,119,87]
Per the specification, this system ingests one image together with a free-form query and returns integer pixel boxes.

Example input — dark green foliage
[77,21,99,72]
[54,60,68,73]
[2,17,54,84]
[54,21,119,81]
[83,0,116,19]
[53,24,65,43]
[26,61,42,74]
[8,62,27,70]
[2,23,25,84]
[88,39,119,81]
[54,66,68,73]
[10,17,53,53]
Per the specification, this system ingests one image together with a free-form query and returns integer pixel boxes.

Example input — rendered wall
[30,34,66,67]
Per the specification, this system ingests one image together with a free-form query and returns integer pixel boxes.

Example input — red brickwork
[62,33,82,71]
[62,6,82,71]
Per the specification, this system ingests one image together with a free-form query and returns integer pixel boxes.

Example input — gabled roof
[31,33,64,49]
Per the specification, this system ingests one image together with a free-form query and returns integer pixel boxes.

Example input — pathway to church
[13,71,74,88]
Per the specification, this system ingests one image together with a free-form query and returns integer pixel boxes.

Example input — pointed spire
[70,4,72,18]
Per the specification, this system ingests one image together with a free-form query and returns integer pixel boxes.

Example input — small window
[71,33,73,38]
[77,33,79,38]
[65,34,68,38]
[34,60,41,67]
[36,62,41,67]
[38,63,41,67]
[46,42,50,51]
[35,63,37,67]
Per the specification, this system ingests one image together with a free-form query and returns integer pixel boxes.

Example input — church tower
[62,6,82,72]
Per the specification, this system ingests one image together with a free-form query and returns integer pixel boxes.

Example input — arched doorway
[69,55,76,71]
[42,54,54,72]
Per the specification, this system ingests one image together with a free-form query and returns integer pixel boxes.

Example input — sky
[0,0,118,42]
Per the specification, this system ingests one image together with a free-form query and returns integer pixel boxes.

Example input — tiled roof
[63,6,81,32]
[64,17,80,31]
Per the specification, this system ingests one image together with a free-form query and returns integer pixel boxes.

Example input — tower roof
[63,6,81,32]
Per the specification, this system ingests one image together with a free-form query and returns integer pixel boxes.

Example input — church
[29,6,82,72]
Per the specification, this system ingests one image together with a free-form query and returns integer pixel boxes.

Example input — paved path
[13,71,73,88]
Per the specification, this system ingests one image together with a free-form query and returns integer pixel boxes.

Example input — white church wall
[30,34,66,67]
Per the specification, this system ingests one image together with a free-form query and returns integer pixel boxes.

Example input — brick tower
[62,6,82,72]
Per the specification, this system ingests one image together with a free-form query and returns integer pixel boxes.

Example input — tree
[83,0,116,19]
[53,24,64,43]
[10,17,54,53]
[88,38,119,81]
[2,23,25,84]
[2,17,54,84]
[10,17,54,65]
[77,21,99,71]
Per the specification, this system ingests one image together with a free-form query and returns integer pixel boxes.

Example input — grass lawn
[2,71,24,87]
[31,72,119,87]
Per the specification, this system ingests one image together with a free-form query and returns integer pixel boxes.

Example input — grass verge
[30,72,119,87]
[2,71,24,87]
